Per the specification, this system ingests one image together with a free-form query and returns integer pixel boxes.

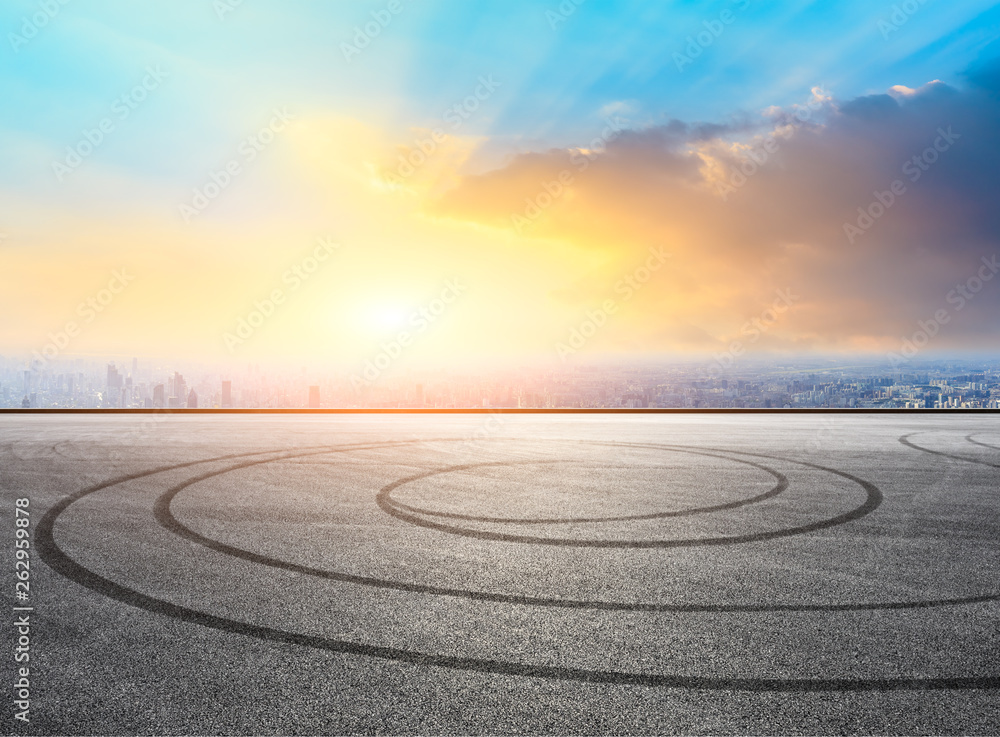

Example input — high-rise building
[170,372,186,407]
[187,389,198,408]
[104,364,125,407]
[221,380,232,408]
[107,363,123,390]
[308,385,320,408]
[152,383,165,408]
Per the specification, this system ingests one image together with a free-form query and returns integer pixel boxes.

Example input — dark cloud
[838,93,902,121]
[430,57,1000,353]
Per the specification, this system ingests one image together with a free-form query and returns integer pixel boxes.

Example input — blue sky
[4,1,998,164]
[2,1,1000,362]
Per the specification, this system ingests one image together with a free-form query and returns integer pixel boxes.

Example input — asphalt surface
[1,414,999,735]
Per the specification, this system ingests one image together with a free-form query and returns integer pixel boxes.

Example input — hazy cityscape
[5,354,1000,410]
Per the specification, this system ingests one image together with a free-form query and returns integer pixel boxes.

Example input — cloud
[598,100,635,118]
[426,58,1000,354]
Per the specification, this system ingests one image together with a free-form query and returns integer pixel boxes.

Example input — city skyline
[7,351,1000,410]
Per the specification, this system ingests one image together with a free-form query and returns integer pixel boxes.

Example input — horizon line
[3,408,999,415]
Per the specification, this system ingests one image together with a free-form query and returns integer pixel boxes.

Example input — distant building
[152,383,165,408]
[171,372,187,404]
[187,389,198,408]
[308,385,320,408]
[221,380,232,408]
[106,364,124,406]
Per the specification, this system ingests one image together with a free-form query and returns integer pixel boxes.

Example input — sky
[2,0,999,371]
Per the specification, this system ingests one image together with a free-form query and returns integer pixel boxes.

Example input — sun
[350,302,412,337]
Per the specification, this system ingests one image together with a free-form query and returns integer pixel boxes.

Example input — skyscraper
[187,389,198,408]
[153,383,165,408]
[106,364,124,407]
[170,372,187,407]
[107,363,123,390]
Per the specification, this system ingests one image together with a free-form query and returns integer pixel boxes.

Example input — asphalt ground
[1,414,998,735]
